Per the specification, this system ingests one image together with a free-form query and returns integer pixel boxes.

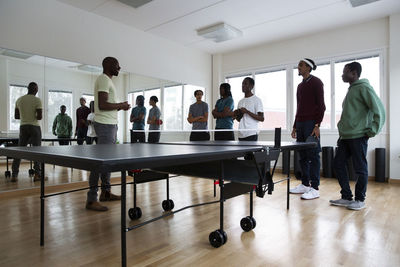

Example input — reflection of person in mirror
[52,105,73,145]
[75,97,90,145]
[130,95,146,143]
[234,77,264,141]
[187,90,210,141]
[11,82,43,182]
[147,95,162,143]
[86,101,97,144]
[86,57,131,212]
[290,58,325,200]
[212,83,235,141]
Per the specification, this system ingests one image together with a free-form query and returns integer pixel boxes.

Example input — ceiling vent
[197,22,242,43]
[349,0,380,7]
[76,64,102,73]
[0,49,33,60]
[118,0,153,8]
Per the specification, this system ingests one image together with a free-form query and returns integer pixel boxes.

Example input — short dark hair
[102,57,118,68]
[345,61,362,77]
[150,95,158,103]
[136,95,144,106]
[244,77,254,87]
[194,90,203,96]
[220,83,232,97]
[27,82,37,93]
[60,105,66,109]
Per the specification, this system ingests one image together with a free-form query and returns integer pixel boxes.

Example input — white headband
[302,58,314,69]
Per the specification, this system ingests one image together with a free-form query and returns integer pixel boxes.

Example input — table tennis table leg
[213,180,216,197]
[286,159,290,210]
[121,171,127,267]
[250,190,253,218]
[209,161,227,248]
[40,162,45,246]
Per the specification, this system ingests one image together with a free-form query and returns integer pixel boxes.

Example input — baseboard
[388,178,400,184]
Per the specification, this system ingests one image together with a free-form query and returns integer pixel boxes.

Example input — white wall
[214,17,395,179]
[389,14,400,180]
[0,0,211,89]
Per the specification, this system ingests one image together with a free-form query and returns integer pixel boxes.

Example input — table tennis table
[0,140,315,267]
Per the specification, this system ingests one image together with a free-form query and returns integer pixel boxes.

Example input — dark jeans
[58,137,70,146]
[295,120,321,190]
[86,137,97,145]
[131,130,145,143]
[190,131,210,141]
[334,137,368,202]
[239,134,258,141]
[76,127,88,145]
[214,129,235,141]
[12,125,42,176]
[148,132,160,143]
[87,122,117,202]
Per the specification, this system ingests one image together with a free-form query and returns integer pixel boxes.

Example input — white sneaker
[301,188,320,200]
[289,184,310,194]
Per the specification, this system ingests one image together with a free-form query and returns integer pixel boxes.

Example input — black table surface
[0,143,264,173]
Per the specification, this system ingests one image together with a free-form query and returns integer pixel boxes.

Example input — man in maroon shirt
[75,97,91,145]
[290,58,326,200]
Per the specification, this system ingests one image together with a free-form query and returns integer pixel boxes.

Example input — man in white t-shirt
[234,77,264,141]
[86,57,131,212]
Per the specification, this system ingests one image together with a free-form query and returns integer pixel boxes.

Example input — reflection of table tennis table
[0,134,21,177]
[0,135,79,178]
[0,141,315,267]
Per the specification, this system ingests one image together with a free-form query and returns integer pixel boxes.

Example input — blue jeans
[87,122,117,202]
[333,137,368,202]
[295,120,321,190]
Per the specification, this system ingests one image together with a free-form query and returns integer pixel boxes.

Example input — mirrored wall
[0,47,180,192]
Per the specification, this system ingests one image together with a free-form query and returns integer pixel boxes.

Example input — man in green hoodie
[330,62,385,210]
[52,105,73,145]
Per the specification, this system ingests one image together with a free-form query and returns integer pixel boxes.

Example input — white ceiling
[58,0,400,54]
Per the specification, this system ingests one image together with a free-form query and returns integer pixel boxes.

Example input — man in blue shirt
[130,95,146,143]
[212,83,235,140]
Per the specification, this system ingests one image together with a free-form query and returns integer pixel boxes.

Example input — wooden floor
[0,169,399,267]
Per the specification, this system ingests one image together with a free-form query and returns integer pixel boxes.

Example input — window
[163,85,183,130]
[225,75,250,110]
[334,56,380,127]
[225,74,251,129]
[183,85,205,131]
[9,85,28,131]
[48,90,73,134]
[293,63,331,129]
[256,70,286,130]
[143,88,161,130]
[82,94,94,106]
